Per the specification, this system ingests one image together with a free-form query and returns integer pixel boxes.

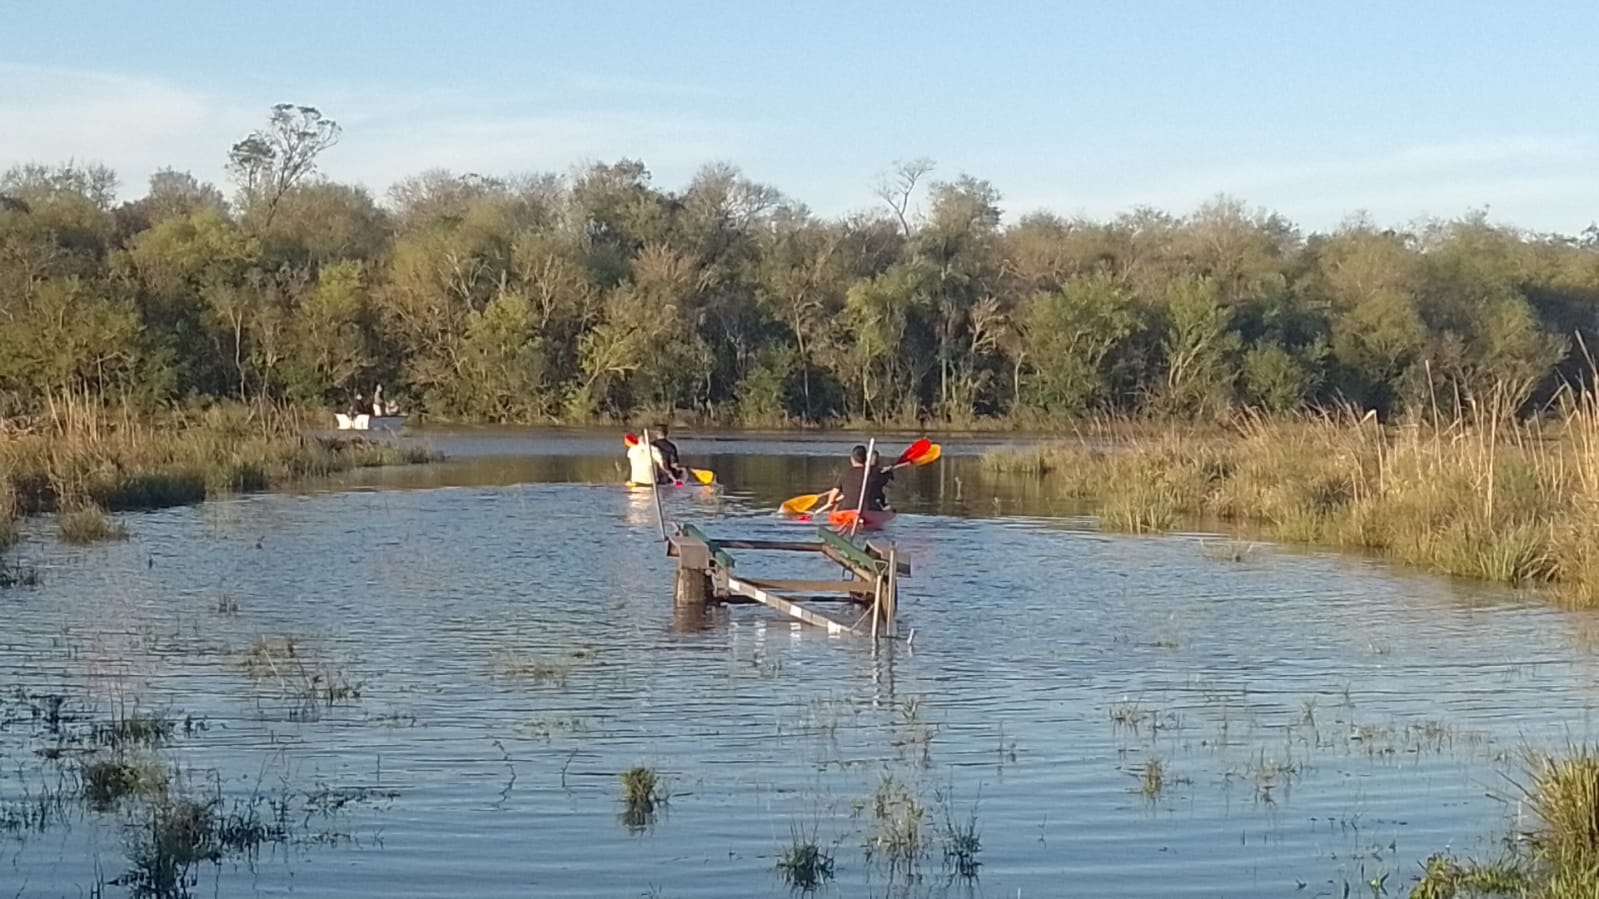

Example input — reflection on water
[1,429,1596,897]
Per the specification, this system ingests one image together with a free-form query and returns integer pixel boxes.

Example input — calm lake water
[4,428,1599,898]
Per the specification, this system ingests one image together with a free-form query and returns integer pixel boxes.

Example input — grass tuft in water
[95,711,175,750]
[620,766,662,808]
[1139,757,1167,800]
[0,559,40,587]
[82,758,169,808]
[493,650,575,687]
[862,773,928,874]
[57,502,127,543]
[1408,853,1527,898]
[776,824,835,892]
[938,790,982,879]
[619,765,667,830]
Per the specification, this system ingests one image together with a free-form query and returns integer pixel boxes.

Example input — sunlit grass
[985,396,1599,605]
[1,396,439,519]
[56,502,127,543]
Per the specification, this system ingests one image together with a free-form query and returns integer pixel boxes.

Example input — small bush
[57,503,127,543]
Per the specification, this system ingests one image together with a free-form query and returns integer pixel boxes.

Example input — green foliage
[5,117,1599,425]
[1020,272,1139,414]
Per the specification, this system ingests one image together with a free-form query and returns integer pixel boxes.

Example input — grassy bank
[986,397,1599,606]
[1408,745,1599,898]
[0,400,439,527]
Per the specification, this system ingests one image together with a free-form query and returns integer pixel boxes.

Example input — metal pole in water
[644,428,667,543]
[849,437,876,539]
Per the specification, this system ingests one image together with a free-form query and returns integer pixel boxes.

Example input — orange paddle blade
[689,468,715,485]
[781,493,822,515]
[895,438,932,466]
[913,444,941,465]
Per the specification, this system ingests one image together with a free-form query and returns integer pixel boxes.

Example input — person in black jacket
[650,424,686,484]
[818,445,870,512]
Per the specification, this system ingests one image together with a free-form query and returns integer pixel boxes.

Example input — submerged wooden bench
[666,523,909,637]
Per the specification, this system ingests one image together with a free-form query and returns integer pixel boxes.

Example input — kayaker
[627,435,668,486]
[818,445,870,513]
[867,450,895,512]
[651,424,687,483]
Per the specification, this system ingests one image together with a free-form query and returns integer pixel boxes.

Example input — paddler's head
[849,445,867,467]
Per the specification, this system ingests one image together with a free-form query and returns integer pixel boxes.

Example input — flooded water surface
[4,429,1598,897]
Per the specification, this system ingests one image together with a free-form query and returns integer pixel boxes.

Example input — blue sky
[4,1,1597,233]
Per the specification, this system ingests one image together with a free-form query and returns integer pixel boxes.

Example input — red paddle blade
[895,438,932,466]
[624,433,639,447]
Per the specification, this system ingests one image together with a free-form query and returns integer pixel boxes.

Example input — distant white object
[335,413,408,432]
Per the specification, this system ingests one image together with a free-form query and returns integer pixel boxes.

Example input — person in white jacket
[627,437,668,486]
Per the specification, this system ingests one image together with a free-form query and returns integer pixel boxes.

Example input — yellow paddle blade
[914,444,941,465]
[781,493,821,515]
[689,468,715,484]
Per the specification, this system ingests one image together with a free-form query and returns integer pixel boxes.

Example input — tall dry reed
[0,396,436,518]
[988,391,1599,606]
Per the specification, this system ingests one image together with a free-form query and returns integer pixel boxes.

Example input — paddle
[782,493,823,515]
[894,438,932,467]
[779,438,940,516]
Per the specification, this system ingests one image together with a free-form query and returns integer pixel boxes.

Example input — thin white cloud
[0,64,752,200]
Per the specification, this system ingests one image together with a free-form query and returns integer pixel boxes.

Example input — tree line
[3,104,1598,426]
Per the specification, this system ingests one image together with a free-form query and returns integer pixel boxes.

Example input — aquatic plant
[618,765,667,830]
[82,758,169,807]
[0,560,40,587]
[239,635,362,714]
[56,502,127,543]
[620,766,660,807]
[862,773,928,873]
[492,650,575,687]
[121,790,286,896]
[95,711,176,750]
[938,789,982,879]
[1408,853,1526,898]
[1139,757,1166,800]
[776,824,835,891]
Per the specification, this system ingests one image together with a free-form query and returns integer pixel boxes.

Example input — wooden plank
[721,594,862,604]
[740,577,873,594]
[714,539,825,552]
[865,540,912,575]
[818,547,878,581]
[817,527,881,573]
[679,523,734,570]
[726,577,858,635]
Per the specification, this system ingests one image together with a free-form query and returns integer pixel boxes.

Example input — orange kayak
[826,509,896,531]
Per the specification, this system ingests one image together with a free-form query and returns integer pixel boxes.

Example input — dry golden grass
[0,396,437,520]
[988,391,1599,606]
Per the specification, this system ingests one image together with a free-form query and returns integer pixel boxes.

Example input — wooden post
[674,537,710,607]
[885,548,898,638]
